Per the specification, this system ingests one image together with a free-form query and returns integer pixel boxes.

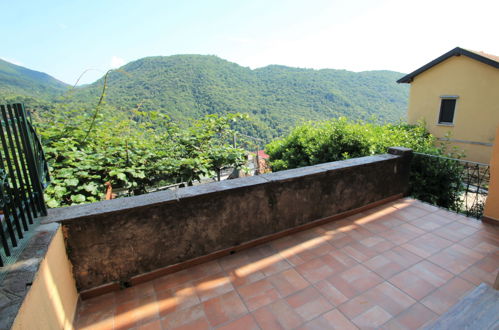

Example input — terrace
[72,199,499,329]
[1,145,498,330]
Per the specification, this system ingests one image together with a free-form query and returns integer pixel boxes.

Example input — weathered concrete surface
[44,149,412,291]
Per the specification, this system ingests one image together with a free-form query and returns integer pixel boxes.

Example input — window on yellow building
[438,97,458,125]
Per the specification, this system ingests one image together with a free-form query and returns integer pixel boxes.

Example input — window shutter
[438,99,456,124]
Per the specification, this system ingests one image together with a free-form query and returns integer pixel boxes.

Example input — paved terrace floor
[74,198,499,330]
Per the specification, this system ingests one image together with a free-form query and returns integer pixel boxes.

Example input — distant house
[398,47,499,164]
[256,150,270,174]
[256,150,270,160]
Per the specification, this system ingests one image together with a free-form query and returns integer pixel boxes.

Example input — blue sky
[1,0,498,85]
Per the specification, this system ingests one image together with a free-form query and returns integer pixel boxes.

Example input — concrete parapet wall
[42,148,412,291]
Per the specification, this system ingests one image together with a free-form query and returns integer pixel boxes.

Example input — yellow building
[398,47,499,164]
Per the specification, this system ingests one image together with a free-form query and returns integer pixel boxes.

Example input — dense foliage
[0,55,408,141]
[265,118,435,171]
[70,56,408,139]
[37,107,248,207]
[265,118,467,212]
[4,56,469,213]
[409,153,464,212]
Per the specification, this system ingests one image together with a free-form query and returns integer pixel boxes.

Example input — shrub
[265,117,435,171]
[409,153,464,211]
[265,117,466,212]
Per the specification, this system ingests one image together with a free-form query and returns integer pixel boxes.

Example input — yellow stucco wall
[12,226,79,330]
[407,55,499,164]
[484,125,499,223]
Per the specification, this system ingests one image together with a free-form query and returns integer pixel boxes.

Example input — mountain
[70,55,408,138]
[0,55,409,139]
[0,59,69,102]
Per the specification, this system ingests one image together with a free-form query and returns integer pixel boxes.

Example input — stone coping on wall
[50,148,412,291]
[40,153,401,225]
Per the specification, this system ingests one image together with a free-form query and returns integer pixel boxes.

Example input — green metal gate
[0,103,49,267]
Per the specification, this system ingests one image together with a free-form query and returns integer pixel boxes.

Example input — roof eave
[396,47,499,84]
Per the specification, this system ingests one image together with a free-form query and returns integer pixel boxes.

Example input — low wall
[43,148,412,292]
[1,224,79,330]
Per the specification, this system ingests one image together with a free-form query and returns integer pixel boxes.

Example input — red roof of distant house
[257,150,269,159]
[469,49,499,62]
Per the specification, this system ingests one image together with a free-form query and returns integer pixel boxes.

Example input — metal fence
[0,103,49,267]
[411,152,489,219]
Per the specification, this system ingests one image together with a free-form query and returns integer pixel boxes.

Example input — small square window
[438,98,457,124]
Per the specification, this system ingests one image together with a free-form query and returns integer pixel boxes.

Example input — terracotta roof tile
[257,150,269,160]
[467,49,499,63]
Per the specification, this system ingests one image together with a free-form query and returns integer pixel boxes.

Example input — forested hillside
[68,55,408,139]
[0,56,411,206]
[0,58,69,102]
[1,55,409,139]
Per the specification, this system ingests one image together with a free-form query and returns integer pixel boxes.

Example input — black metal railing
[410,152,489,219]
[0,103,49,267]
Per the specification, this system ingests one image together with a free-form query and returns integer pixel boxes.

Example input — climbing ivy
[38,107,247,207]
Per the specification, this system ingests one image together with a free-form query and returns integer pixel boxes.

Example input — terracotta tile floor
[74,198,499,330]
